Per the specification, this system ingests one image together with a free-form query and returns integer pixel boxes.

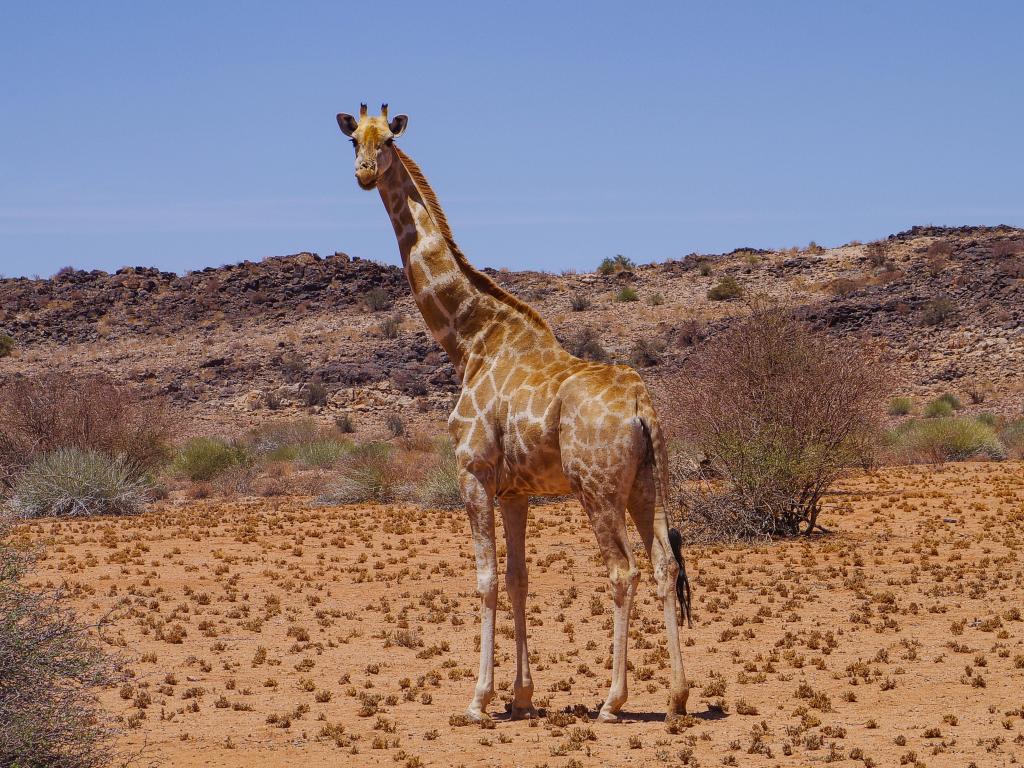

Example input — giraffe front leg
[501,495,537,720]
[461,464,498,721]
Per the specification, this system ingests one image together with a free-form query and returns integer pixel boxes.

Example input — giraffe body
[337,106,690,722]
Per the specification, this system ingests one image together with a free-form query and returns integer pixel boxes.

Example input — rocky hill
[2,225,1022,438]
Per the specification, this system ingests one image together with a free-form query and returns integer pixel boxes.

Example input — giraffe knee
[477,569,498,598]
[608,565,640,605]
[654,549,679,600]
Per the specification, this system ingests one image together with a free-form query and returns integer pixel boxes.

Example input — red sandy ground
[16,462,1024,767]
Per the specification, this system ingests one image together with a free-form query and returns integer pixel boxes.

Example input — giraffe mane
[393,145,553,334]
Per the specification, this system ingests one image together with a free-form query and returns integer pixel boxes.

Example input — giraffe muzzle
[355,166,378,190]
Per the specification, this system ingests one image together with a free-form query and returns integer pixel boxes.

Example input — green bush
[598,254,635,275]
[615,286,639,302]
[0,333,13,358]
[936,392,963,410]
[976,412,998,428]
[888,397,913,416]
[172,438,249,481]
[924,399,954,418]
[296,439,351,468]
[8,448,149,518]
[708,275,743,301]
[647,292,665,306]
[1,514,121,767]
[318,443,398,504]
[419,439,462,508]
[364,287,392,312]
[570,293,591,312]
[999,419,1024,458]
[890,418,1005,463]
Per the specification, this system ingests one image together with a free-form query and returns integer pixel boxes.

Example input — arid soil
[15,461,1024,767]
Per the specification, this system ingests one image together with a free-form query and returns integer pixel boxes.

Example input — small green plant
[379,315,401,339]
[976,412,998,428]
[0,332,13,358]
[936,392,963,410]
[569,327,607,362]
[303,376,328,407]
[647,292,665,306]
[318,443,398,504]
[296,439,351,468]
[364,287,392,312]
[570,293,591,312]
[999,418,1024,458]
[630,337,665,368]
[615,286,638,302]
[597,254,635,275]
[8,448,150,518]
[921,297,955,326]
[385,413,405,438]
[173,438,249,481]
[335,413,356,434]
[924,399,954,418]
[890,418,1005,463]
[419,439,462,508]
[888,397,913,416]
[698,262,713,277]
[708,275,743,301]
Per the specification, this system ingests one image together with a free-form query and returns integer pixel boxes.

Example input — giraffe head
[336,103,408,190]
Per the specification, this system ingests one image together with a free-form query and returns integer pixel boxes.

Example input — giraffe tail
[637,391,693,629]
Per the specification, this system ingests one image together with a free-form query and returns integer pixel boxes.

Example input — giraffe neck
[375,145,554,378]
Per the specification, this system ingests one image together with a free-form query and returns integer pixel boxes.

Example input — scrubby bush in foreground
[8,448,150,519]
[418,439,462,508]
[1,515,121,767]
[663,306,889,539]
[0,373,169,491]
[318,443,400,504]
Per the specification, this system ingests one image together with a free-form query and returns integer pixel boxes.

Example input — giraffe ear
[388,114,408,137]
[337,113,358,137]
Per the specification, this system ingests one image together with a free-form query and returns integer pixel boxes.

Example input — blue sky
[1,1,1022,278]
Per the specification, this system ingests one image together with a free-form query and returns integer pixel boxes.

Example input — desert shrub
[1,515,121,767]
[7,449,149,519]
[385,413,405,438]
[335,413,356,434]
[630,337,666,368]
[708,276,743,301]
[998,419,1024,459]
[296,439,351,468]
[615,286,639,303]
[0,333,13,358]
[674,319,706,348]
[663,306,889,538]
[976,412,998,428]
[419,439,462,508]
[364,287,392,312]
[245,419,322,457]
[698,262,713,277]
[648,292,665,306]
[569,327,608,362]
[889,418,1005,463]
[924,399,953,418]
[597,254,635,275]
[570,293,591,312]
[277,351,308,382]
[318,443,399,504]
[303,376,328,407]
[0,373,169,490]
[379,314,401,339]
[921,297,955,326]
[888,397,913,416]
[924,394,962,418]
[172,438,250,482]
[864,241,888,268]
[829,278,864,297]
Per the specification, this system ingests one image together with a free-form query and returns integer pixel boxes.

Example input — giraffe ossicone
[336,105,693,723]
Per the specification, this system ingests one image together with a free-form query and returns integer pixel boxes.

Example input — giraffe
[336,104,692,723]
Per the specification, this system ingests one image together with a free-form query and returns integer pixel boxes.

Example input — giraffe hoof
[596,708,621,723]
[510,704,539,721]
[464,707,486,723]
